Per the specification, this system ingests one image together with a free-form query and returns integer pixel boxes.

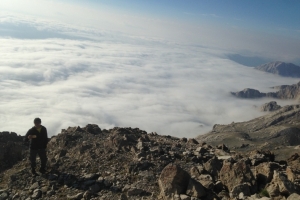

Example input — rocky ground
[0,123,300,200]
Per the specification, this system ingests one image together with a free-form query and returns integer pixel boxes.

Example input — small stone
[180,194,191,200]
[0,191,8,200]
[119,194,128,200]
[31,189,42,199]
[83,173,98,180]
[67,192,83,200]
[30,182,40,190]
[83,191,91,200]
[12,193,19,200]
[127,187,144,196]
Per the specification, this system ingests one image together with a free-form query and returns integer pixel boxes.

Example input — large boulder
[287,193,300,200]
[219,160,257,196]
[255,162,280,189]
[158,164,190,200]
[266,171,300,197]
[203,157,222,181]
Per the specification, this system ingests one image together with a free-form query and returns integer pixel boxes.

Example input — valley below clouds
[0,16,298,137]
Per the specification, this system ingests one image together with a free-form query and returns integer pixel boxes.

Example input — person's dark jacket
[24,126,48,150]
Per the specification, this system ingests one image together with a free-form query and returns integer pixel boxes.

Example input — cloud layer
[0,31,298,137]
[0,1,299,137]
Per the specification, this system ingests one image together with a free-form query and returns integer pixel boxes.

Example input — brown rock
[287,193,300,200]
[219,160,257,194]
[187,138,199,145]
[203,157,222,181]
[286,167,296,182]
[255,162,280,188]
[198,174,214,190]
[186,178,206,198]
[158,164,190,199]
[266,170,300,197]
[230,183,251,198]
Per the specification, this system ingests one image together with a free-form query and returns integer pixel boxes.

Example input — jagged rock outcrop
[261,101,281,112]
[0,132,24,172]
[231,81,300,100]
[231,88,266,98]
[1,124,300,199]
[255,61,300,78]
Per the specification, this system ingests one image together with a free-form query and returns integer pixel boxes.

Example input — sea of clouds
[0,8,299,137]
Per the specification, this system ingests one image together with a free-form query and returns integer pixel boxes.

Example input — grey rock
[31,189,42,199]
[127,187,144,196]
[180,194,191,200]
[119,194,128,200]
[0,191,8,200]
[83,173,98,180]
[67,192,83,200]
[261,101,281,112]
[230,183,251,198]
[30,182,39,190]
[231,88,265,98]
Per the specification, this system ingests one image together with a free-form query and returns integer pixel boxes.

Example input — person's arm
[44,127,49,147]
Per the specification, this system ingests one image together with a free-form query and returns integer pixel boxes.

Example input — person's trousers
[29,149,47,170]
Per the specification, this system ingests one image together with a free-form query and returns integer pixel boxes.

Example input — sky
[0,0,299,137]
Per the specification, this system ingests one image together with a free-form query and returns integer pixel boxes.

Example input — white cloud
[0,0,299,137]
[0,35,298,137]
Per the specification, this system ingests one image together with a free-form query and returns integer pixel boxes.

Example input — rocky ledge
[0,124,300,200]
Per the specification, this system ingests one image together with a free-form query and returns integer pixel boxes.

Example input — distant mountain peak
[255,61,300,77]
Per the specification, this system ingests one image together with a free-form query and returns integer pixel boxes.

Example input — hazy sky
[0,0,299,137]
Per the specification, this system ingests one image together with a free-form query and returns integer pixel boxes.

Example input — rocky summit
[0,123,300,200]
[260,101,281,112]
[231,81,300,100]
[255,61,300,78]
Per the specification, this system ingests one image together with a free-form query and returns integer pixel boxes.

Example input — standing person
[24,118,48,174]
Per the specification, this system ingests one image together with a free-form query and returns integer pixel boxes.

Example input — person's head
[34,118,41,128]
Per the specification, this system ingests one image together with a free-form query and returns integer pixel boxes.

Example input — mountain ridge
[231,81,300,100]
[255,61,300,78]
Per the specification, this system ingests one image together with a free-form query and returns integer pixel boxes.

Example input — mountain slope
[255,61,300,77]
[197,104,300,160]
